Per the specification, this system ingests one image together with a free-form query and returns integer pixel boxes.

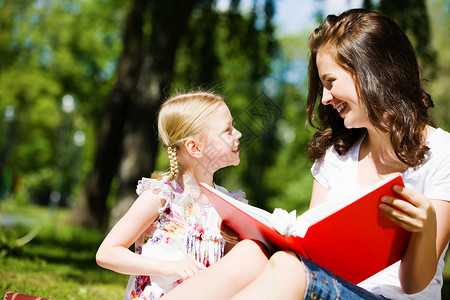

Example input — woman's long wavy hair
[306,9,435,167]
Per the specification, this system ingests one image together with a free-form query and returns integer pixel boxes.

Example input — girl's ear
[183,138,203,158]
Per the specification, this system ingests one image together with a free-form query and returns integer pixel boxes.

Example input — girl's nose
[321,86,333,105]
[234,128,242,140]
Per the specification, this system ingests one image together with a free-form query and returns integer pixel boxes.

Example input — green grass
[0,201,128,300]
[0,201,449,299]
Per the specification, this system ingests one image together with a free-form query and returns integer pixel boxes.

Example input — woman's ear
[183,138,203,158]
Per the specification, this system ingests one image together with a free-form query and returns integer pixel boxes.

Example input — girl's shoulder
[136,177,174,200]
[214,184,248,204]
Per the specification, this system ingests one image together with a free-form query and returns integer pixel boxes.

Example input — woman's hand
[379,185,436,233]
[379,185,450,293]
[218,219,241,244]
[161,258,207,281]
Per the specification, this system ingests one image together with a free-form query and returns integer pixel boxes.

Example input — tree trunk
[69,0,147,229]
[109,0,201,228]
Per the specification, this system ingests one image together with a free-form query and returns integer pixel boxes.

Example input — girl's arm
[309,179,328,209]
[379,187,450,294]
[96,189,206,279]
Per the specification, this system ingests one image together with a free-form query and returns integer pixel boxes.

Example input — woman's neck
[362,128,393,157]
[359,128,406,179]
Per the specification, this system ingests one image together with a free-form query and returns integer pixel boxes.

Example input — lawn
[0,201,449,299]
[0,201,128,300]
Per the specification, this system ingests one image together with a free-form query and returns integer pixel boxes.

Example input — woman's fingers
[379,186,436,232]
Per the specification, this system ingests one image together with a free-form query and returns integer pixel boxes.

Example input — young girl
[161,9,450,300]
[96,91,245,299]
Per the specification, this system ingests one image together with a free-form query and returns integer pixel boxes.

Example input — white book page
[230,198,273,224]
[202,183,273,224]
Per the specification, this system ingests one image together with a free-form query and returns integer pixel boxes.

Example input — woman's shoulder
[428,128,450,145]
[406,128,450,201]
[407,128,450,175]
[425,128,450,159]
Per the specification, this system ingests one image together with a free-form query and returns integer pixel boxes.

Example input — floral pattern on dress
[126,178,246,300]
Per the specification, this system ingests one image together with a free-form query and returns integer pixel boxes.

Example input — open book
[200,175,410,284]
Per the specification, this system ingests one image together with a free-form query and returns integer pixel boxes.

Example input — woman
[162,9,450,300]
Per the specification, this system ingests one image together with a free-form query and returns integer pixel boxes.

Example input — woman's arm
[309,179,328,208]
[96,189,206,278]
[379,186,450,294]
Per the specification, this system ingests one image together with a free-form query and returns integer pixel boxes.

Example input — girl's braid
[167,146,179,181]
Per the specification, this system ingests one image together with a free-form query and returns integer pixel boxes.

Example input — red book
[200,175,410,284]
[3,292,51,300]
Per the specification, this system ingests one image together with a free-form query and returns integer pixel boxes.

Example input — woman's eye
[322,79,334,90]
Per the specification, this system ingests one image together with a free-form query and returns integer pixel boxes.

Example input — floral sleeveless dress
[124,177,246,300]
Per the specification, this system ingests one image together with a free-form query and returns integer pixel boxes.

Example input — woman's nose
[321,87,333,105]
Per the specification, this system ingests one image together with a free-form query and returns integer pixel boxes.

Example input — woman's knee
[267,251,307,279]
[221,240,269,278]
[230,240,269,261]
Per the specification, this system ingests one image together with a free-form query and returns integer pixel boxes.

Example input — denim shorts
[299,257,390,300]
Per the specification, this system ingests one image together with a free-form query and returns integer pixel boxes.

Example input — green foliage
[428,0,450,130]
[174,0,278,90]
[172,1,283,211]
[1,1,450,296]
[363,0,437,77]
[378,0,437,76]
[2,0,449,227]
[177,0,220,86]
[0,0,123,203]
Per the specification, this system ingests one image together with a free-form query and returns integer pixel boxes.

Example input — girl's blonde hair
[156,91,225,181]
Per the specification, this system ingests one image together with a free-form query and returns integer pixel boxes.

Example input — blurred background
[0,0,449,299]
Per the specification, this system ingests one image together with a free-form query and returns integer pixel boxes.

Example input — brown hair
[306,9,435,167]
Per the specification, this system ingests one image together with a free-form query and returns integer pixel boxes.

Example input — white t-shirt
[311,128,450,300]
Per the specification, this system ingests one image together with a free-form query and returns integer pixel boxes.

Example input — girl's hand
[218,219,241,244]
[379,185,437,233]
[161,258,207,281]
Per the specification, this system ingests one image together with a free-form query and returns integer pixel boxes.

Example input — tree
[70,0,279,229]
[109,0,202,227]
[363,0,436,77]
[69,0,150,229]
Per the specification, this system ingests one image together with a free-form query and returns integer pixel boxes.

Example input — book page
[213,190,274,224]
